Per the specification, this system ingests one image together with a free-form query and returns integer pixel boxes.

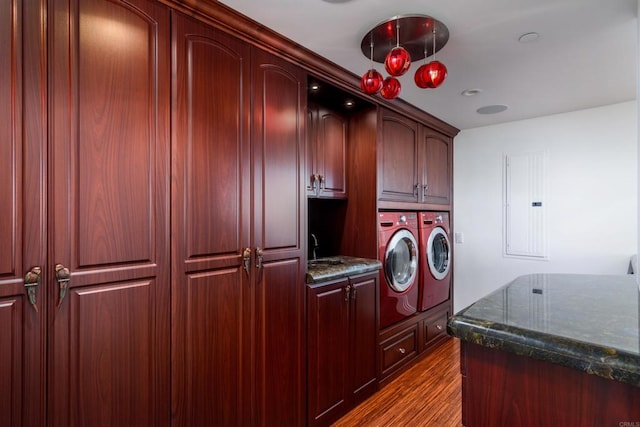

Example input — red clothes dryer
[378,211,420,329]
[418,211,451,311]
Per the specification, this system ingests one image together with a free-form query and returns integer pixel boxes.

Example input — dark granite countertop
[305,256,382,284]
[447,273,640,387]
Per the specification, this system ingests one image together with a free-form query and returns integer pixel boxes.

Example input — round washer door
[384,229,419,292]
[427,227,450,280]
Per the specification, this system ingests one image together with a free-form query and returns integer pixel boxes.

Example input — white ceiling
[219,0,637,130]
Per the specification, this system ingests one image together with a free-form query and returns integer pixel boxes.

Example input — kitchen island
[447,273,640,426]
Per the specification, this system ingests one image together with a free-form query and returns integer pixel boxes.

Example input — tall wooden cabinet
[48,0,172,425]
[171,12,306,426]
[2,0,171,425]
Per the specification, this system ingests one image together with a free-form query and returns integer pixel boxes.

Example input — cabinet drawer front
[381,327,417,375]
[426,313,448,343]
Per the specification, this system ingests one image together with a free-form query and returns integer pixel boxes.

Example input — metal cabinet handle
[242,248,251,275]
[255,247,264,269]
[310,174,317,193]
[24,266,42,312]
[344,284,351,302]
[318,175,325,191]
[413,183,419,197]
[422,184,429,196]
[436,323,443,331]
[55,264,71,307]
[398,347,406,354]
[351,285,356,301]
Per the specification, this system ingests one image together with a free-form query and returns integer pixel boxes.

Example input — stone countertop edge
[305,256,382,284]
[447,314,640,388]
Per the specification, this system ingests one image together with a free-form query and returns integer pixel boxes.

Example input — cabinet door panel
[69,281,156,426]
[171,12,251,426]
[422,129,452,205]
[49,0,170,425]
[180,270,244,425]
[318,108,347,197]
[255,258,305,426]
[0,298,23,426]
[378,110,419,202]
[253,50,305,253]
[350,275,378,399]
[0,0,46,425]
[307,281,349,425]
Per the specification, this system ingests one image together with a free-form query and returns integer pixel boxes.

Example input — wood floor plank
[333,338,461,427]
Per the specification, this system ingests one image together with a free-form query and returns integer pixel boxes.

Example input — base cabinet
[307,273,378,426]
[461,342,640,426]
[378,302,452,385]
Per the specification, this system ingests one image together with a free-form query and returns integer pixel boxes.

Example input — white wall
[453,101,637,312]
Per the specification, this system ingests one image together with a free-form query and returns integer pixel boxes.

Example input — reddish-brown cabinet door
[0,1,46,425]
[48,0,171,425]
[377,108,420,203]
[349,274,378,404]
[307,103,347,198]
[252,48,306,427]
[307,280,350,426]
[421,127,452,206]
[171,12,251,426]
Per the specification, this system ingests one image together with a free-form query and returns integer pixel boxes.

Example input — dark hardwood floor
[333,337,462,427]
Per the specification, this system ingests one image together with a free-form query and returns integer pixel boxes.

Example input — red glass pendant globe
[384,47,411,77]
[360,69,384,95]
[380,76,401,99]
[423,60,448,88]
[414,63,435,89]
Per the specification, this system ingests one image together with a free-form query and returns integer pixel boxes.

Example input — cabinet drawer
[380,325,418,377]
[426,312,448,343]
[422,307,450,351]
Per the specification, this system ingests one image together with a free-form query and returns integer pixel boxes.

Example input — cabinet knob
[423,184,429,196]
[413,184,419,197]
[398,347,406,354]
[436,323,443,331]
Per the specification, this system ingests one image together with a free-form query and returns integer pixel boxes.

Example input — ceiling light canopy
[359,14,449,99]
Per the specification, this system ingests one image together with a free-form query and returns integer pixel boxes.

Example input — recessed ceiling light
[461,88,482,97]
[477,104,508,115]
[310,83,320,91]
[518,32,540,43]
[345,100,354,108]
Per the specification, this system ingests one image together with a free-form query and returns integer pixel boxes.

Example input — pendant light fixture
[414,26,448,89]
[359,15,449,98]
[384,20,411,77]
[360,38,384,95]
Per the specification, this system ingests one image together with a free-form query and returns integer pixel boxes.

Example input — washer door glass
[427,227,450,280]
[384,229,418,292]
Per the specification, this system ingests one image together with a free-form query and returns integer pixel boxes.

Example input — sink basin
[307,259,344,267]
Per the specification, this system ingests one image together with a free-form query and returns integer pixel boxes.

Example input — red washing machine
[378,211,420,329]
[418,211,451,311]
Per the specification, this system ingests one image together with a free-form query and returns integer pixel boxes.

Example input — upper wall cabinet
[420,127,452,206]
[378,108,452,208]
[307,102,348,198]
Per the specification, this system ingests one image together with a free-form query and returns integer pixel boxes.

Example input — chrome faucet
[311,234,319,260]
